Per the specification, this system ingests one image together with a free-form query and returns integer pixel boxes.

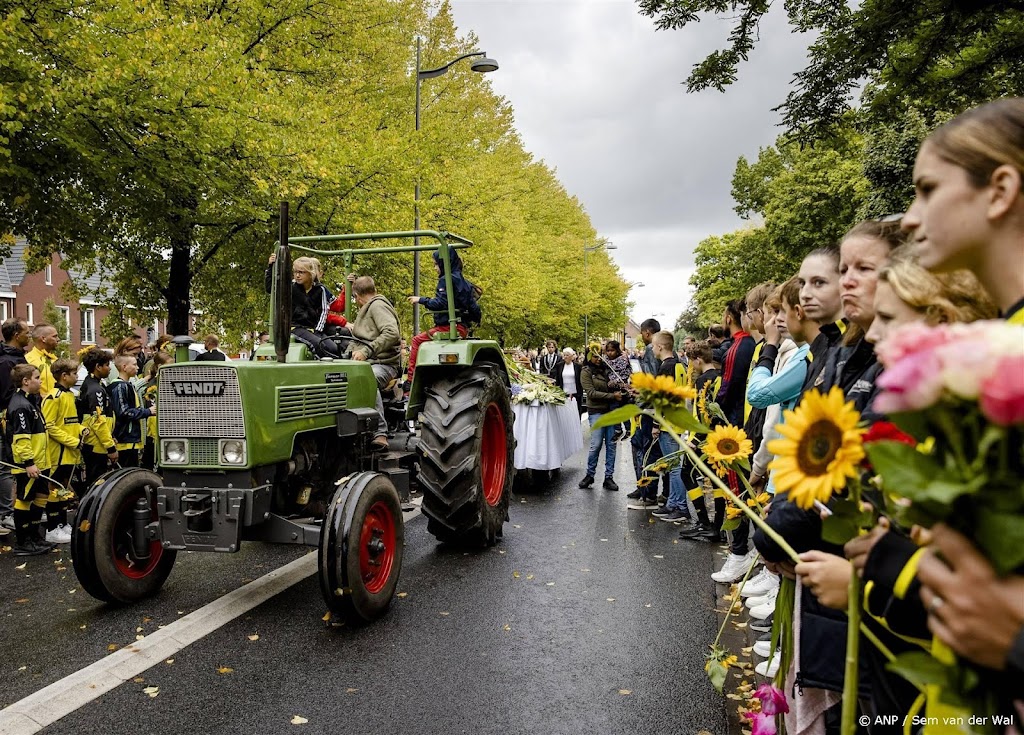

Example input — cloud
[449,0,812,323]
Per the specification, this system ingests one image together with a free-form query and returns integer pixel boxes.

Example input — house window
[45,264,52,285]
[56,306,70,341]
[26,303,33,325]
[80,309,96,344]
[0,302,7,322]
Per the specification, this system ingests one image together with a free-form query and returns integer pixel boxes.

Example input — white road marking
[0,503,421,735]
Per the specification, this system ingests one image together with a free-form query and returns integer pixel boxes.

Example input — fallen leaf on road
[502,624,511,632]
[107,644,119,652]
[143,686,159,698]
[18,666,26,671]
[79,625,86,629]
[217,667,233,675]
[14,598,28,603]
[55,565,66,571]
[653,555,664,559]
[673,539,679,544]
[165,659,174,665]
[644,604,652,608]
[136,627,143,633]
[322,612,331,622]
[618,689,632,696]
[580,568,591,572]
[732,622,747,629]
[525,574,534,580]
[600,538,608,542]
[136,635,145,641]
[345,688,358,694]
[143,616,153,623]
[68,589,75,594]
[545,582,555,586]
[512,571,520,578]
[741,647,752,655]
[134,677,145,683]
[606,598,616,602]
[290,716,308,725]
[439,612,449,616]
[396,592,408,598]
[247,634,259,641]
[15,563,26,570]
[513,524,521,529]
[497,550,505,554]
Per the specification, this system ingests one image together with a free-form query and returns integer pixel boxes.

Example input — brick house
[1,239,181,350]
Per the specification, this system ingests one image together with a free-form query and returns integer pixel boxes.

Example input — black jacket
[548,359,584,414]
[265,266,332,332]
[0,344,27,413]
[195,349,227,362]
[108,380,150,446]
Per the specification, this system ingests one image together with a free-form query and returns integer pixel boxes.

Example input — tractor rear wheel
[319,472,404,625]
[72,468,176,603]
[417,366,514,547]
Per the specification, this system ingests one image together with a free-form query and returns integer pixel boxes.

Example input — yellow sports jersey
[42,386,83,467]
[25,348,57,396]
[7,390,51,473]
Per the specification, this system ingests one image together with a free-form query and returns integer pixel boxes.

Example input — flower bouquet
[865,320,1024,726]
[504,355,568,406]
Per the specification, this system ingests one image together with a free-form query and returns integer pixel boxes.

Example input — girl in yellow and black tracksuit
[77,351,118,487]
[8,368,52,554]
[41,359,83,537]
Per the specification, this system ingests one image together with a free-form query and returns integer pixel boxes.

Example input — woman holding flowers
[894,98,1024,715]
[578,345,624,491]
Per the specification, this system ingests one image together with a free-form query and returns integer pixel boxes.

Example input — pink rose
[744,712,778,735]
[875,322,954,367]
[875,346,945,413]
[935,337,999,400]
[753,683,790,715]
[980,354,1024,426]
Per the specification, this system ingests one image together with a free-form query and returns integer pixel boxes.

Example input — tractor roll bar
[270,212,473,344]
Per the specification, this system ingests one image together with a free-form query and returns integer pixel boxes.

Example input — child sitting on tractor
[405,250,481,385]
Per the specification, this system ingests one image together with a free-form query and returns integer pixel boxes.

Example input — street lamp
[413,38,499,333]
[583,242,617,347]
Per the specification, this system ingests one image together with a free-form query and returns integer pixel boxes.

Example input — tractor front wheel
[319,472,404,625]
[71,468,176,603]
[417,366,514,547]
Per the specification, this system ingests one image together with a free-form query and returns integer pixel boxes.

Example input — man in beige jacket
[348,276,401,450]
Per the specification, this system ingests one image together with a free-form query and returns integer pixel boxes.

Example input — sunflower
[631,373,697,407]
[746,492,771,508]
[703,425,753,468]
[767,386,865,510]
[725,504,743,520]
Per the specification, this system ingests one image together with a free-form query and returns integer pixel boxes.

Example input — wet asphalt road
[1,442,733,735]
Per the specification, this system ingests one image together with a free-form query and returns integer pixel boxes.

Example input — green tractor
[71,204,515,624]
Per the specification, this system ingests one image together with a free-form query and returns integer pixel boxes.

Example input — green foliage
[41,298,70,358]
[637,0,1024,142]
[0,0,626,346]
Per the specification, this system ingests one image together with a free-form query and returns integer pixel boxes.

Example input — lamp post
[582,242,617,347]
[413,38,499,334]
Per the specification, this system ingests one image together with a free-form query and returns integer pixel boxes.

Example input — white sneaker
[753,640,775,658]
[755,655,781,678]
[745,586,779,609]
[711,552,758,583]
[45,524,72,544]
[740,569,779,598]
[0,514,14,531]
[749,598,776,620]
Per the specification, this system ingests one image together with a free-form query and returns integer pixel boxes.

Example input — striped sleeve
[315,285,329,332]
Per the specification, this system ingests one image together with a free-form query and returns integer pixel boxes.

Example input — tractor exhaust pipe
[273,201,292,363]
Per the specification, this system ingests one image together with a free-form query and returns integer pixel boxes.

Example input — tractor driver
[265,253,341,358]
[347,276,401,452]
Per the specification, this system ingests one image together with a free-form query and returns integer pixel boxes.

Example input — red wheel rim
[480,402,507,507]
[111,492,164,579]
[359,500,396,594]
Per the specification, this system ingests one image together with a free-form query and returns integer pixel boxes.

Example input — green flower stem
[653,410,802,565]
[711,552,761,650]
[841,562,861,735]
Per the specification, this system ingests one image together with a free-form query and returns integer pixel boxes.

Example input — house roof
[4,238,107,298]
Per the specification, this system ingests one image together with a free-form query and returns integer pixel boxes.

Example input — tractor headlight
[219,439,246,465]
[162,439,188,464]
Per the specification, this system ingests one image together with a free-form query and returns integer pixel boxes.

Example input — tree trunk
[165,231,193,336]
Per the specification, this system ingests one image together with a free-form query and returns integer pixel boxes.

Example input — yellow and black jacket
[77,375,116,456]
[41,385,82,468]
[6,389,51,473]
[25,347,56,397]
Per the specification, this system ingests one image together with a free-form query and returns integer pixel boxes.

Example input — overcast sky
[448,0,812,328]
